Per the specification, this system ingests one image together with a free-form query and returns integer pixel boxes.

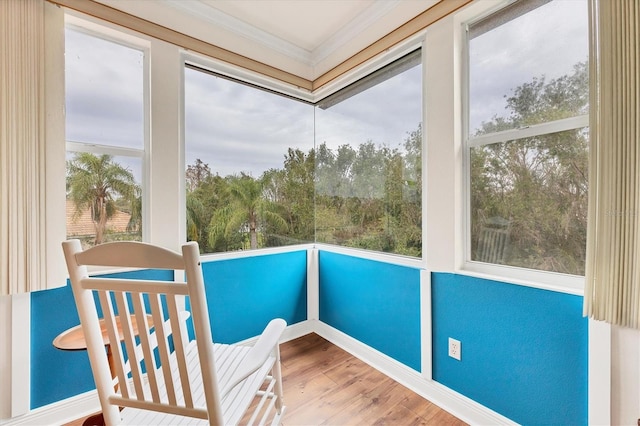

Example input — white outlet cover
[448,337,461,361]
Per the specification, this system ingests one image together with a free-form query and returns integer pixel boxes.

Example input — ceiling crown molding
[47,0,472,91]
[161,0,415,75]
[160,0,314,64]
[311,0,401,68]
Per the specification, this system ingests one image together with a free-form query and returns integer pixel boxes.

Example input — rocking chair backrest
[62,240,223,425]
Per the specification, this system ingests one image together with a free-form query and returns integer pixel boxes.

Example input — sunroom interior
[1,0,639,425]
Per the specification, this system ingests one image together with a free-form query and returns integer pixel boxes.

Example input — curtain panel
[584,0,640,328]
[0,0,65,295]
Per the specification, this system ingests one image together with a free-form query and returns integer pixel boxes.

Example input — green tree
[279,148,315,243]
[186,158,212,192]
[471,62,588,274]
[67,153,140,245]
[397,124,422,256]
[188,135,423,256]
[186,192,207,244]
[184,159,227,253]
[314,131,423,256]
[208,174,287,250]
[316,142,356,200]
[125,195,142,235]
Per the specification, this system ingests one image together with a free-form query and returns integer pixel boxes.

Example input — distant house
[65,199,131,238]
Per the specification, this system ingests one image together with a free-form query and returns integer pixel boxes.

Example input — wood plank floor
[65,333,466,425]
[279,334,465,426]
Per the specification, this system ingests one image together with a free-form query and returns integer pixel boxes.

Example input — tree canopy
[66,152,141,245]
[471,62,588,275]
[185,124,422,255]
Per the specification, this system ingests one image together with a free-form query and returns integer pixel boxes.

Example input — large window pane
[469,0,588,134]
[184,67,314,253]
[65,28,144,149]
[315,55,422,257]
[470,128,588,275]
[65,27,145,248]
[467,0,588,277]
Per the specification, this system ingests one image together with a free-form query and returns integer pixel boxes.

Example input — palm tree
[186,192,207,247]
[66,153,140,245]
[126,194,142,236]
[208,174,287,250]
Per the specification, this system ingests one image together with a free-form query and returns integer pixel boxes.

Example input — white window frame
[460,0,587,294]
[64,17,151,244]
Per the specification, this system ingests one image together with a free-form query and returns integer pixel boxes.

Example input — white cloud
[469,0,588,132]
[184,68,314,176]
[65,28,144,148]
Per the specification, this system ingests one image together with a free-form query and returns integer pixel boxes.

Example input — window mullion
[468,114,589,148]
[66,141,144,158]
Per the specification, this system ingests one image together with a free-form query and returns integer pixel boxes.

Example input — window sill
[458,261,584,296]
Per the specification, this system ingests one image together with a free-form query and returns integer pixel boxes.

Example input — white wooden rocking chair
[62,239,286,425]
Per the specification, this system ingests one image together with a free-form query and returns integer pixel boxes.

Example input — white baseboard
[0,390,99,426]
[313,321,517,426]
[280,320,315,343]
[236,319,314,347]
[1,320,513,426]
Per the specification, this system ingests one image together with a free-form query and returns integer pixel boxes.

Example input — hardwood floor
[279,334,465,426]
[65,333,466,425]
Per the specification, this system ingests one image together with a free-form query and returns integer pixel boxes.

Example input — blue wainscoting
[30,281,94,409]
[318,251,421,371]
[31,249,585,424]
[30,269,174,409]
[200,251,307,344]
[30,252,306,410]
[431,272,587,425]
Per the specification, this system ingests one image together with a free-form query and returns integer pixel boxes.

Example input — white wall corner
[148,40,183,251]
[610,323,640,426]
[0,296,12,420]
[424,13,460,273]
[424,0,510,275]
[589,318,611,425]
[420,269,432,380]
[10,294,30,418]
[306,248,319,321]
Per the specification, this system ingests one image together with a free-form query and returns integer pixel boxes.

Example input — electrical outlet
[448,337,461,361]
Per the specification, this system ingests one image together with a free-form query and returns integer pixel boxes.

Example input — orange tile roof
[66,199,132,237]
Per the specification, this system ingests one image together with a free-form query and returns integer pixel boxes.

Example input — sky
[184,68,315,178]
[469,0,588,132]
[65,29,144,150]
[65,0,588,181]
[184,64,422,177]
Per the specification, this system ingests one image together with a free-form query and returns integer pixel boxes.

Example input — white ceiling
[96,0,439,80]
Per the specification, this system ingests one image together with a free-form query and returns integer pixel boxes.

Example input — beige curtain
[584,0,640,328]
[0,0,65,295]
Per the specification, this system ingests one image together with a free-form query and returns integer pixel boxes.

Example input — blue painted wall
[431,272,587,425]
[200,251,307,343]
[318,251,421,371]
[30,249,307,409]
[30,269,173,409]
[30,250,587,425]
[31,281,94,409]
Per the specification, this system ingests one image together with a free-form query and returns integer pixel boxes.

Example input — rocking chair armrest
[221,318,287,396]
